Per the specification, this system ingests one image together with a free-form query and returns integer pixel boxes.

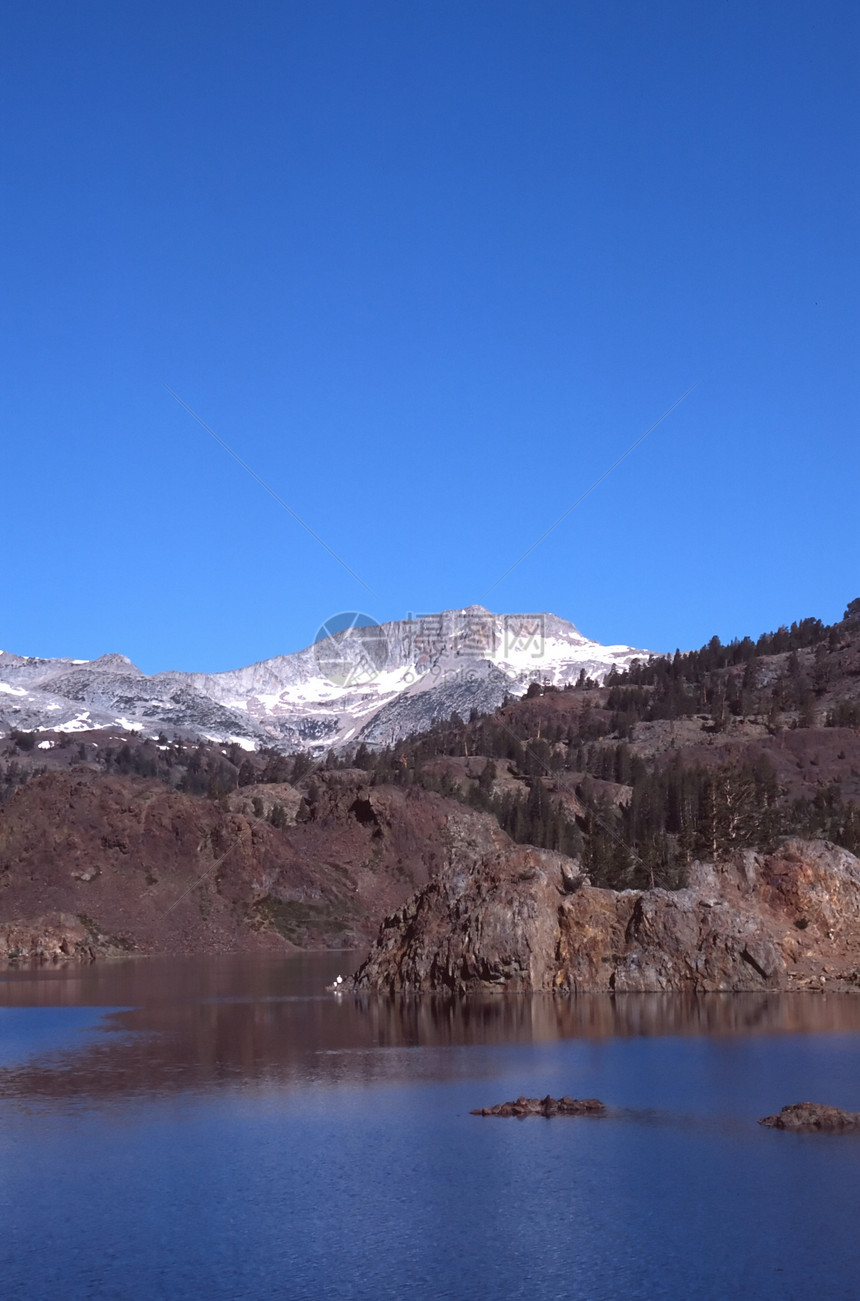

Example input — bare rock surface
[471,1095,606,1117]
[351,814,860,994]
[759,1103,860,1132]
[0,913,128,964]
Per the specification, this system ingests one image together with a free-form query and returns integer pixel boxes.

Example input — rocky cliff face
[351,811,860,993]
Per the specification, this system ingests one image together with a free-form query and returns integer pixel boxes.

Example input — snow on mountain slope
[0,607,651,751]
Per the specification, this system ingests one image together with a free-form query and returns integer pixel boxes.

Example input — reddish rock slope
[351,810,860,993]
[0,769,451,958]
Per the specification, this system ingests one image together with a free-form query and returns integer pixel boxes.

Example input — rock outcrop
[759,1103,860,1132]
[471,1095,606,1117]
[0,913,129,964]
[351,811,860,993]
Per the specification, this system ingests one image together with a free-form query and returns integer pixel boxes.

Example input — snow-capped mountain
[0,607,651,751]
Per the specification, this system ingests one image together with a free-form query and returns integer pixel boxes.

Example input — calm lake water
[2,954,860,1300]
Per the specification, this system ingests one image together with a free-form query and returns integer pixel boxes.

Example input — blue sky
[3,1,858,673]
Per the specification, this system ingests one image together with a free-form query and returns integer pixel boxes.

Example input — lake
[2,953,860,1299]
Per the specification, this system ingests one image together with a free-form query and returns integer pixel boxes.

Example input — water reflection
[2,954,860,1103]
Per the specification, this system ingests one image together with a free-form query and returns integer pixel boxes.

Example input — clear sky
[3,1,858,673]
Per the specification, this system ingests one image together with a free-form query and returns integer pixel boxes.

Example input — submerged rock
[471,1095,606,1118]
[759,1102,860,1132]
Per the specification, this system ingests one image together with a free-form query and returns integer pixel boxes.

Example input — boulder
[759,1102,860,1132]
[471,1095,606,1118]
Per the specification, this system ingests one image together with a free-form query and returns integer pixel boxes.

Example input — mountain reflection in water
[4,954,860,1301]
[3,953,860,1103]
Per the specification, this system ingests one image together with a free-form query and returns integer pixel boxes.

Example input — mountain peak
[0,610,649,752]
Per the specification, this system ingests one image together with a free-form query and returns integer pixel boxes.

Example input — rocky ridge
[350,809,860,994]
[0,609,647,753]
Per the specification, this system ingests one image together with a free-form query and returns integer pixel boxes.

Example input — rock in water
[759,1103,860,1132]
[468,1098,603,1118]
[471,1095,606,1118]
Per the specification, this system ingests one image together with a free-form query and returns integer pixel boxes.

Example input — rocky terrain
[350,807,860,993]
[0,764,453,959]
[0,608,647,753]
[3,600,860,977]
[759,1103,860,1132]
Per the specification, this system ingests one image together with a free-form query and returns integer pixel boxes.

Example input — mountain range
[3,600,860,979]
[0,607,648,751]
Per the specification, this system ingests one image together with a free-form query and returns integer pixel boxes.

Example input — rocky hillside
[3,600,860,976]
[0,763,456,960]
[350,807,860,994]
[343,600,860,891]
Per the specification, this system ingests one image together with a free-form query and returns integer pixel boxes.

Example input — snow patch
[52,712,94,733]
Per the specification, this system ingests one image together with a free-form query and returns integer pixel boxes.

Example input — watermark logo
[500,614,545,661]
[313,610,548,690]
[313,612,390,688]
[400,610,545,664]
